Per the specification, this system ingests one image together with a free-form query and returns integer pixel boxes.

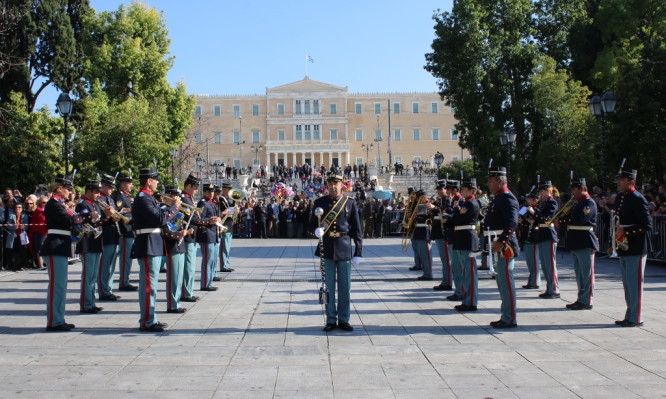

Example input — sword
[314,207,329,305]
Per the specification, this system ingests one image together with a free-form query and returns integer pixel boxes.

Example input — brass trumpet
[162,195,203,216]
[97,200,131,224]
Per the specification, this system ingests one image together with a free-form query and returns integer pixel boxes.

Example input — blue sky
[38,0,453,109]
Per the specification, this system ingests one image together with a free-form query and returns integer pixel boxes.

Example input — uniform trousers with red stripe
[537,240,558,295]
[165,252,184,311]
[570,248,595,306]
[620,255,646,324]
[496,255,517,325]
[523,243,540,287]
[44,255,69,327]
[138,255,161,329]
[413,239,432,279]
[200,242,218,289]
[433,239,452,287]
[118,237,135,289]
[457,250,478,307]
[80,252,101,311]
[181,242,198,299]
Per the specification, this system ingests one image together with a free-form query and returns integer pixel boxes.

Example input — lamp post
[434,151,444,176]
[412,159,430,190]
[499,128,517,184]
[171,148,178,179]
[196,156,206,179]
[250,144,263,166]
[236,140,246,170]
[211,160,222,185]
[361,143,374,165]
[589,91,617,188]
[56,93,73,174]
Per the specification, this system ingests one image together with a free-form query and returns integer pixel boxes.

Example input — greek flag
[307,54,314,63]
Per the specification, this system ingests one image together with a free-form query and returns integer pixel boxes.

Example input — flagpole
[305,51,308,77]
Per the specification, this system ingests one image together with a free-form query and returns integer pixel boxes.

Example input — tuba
[401,195,428,251]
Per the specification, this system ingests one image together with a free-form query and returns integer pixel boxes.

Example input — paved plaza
[1,237,666,398]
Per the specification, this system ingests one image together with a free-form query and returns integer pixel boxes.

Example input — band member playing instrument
[484,167,519,329]
[429,179,453,291]
[450,178,480,312]
[219,181,236,273]
[613,166,652,327]
[411,190,433,281]
[405,187,422,271]
[98,174,121,301]
[445,180,464,301]
[42,175,78,331]
[310,173,363,332]
[115,174,137,292]
[162,185,190,313]
[131,168,179,332]
[532,181,560,299]
[180,174,201,302]
[521,188,540,289]
[76,180,104,314]
[197,183,221,291]
[556,177,598,310]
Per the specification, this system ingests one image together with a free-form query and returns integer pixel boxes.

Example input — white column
[328,151,333,167]
[291,152,296,166]
[346,151,351,165]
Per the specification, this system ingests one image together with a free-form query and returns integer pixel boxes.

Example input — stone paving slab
[1,237,666,398]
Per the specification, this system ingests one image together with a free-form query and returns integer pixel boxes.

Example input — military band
[218,182,236,273]
[98,174,121,301]
[520,188,541,289]
[429,179,453,291]
[444,180,464,301]
[533,181,560,299]
[197,183,221,291]
[162,185,189,313]
[115,174,137,292]
[180,174,201,303]
[75,180,104,314]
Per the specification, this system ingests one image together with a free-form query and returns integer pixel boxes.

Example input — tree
[438,160,475,181]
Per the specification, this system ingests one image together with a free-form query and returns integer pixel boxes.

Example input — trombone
[97,200,131,224]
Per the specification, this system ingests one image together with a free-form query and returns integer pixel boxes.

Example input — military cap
[415,189,426,197]
[407,187,415,194]
[616,167,637,180]
[221,181,233,189]
[446,180,460,190]
[85,180,102,191]
[55,175,74,189]
[118,174,133,183]
[139,168,160,180]
[570,177,587,188]
[538,180,553,191]
[184,173,201,186]
[202,182,215,191]
[435,179,447,190]
[164,185,180,195]
[526,185,539,199]
[461,178,477,189]
[487,167,507,178]
[101,174,116,188]
[213,184,222,193]
[326,172,343,182]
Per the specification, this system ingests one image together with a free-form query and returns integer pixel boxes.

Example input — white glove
[314,227,324,238]
[352,256,362,266]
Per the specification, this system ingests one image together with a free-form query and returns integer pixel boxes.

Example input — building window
[431,102,438,114]
[393,102,400,114]
[253,158,260,165]
[432,128,440,140]
[330,103,337,115]
[313,125,320,140]
[355,129,363,141]
[233,104,240,116]
[412,102,419,114]
[374,129,382,141]
[413,128,421,141]
[214,131,221,144]
[252,130,260,143]
[313,100,320,114]
[277,103,284,115]
[194,131,202,144]
[452,156,459,162]
[374,103,381,114]
[413,156,422,163]
[304,100,311,114]
[330,129,338,140]
[233,159,240,168]
[233,131,240,144]
[450,106,456,114]
[295,125,302,140]
[295,100,302,115]
[252,104,259,116]
[194,105,201,116]
[355,103,362,114]
[304,125,311,140]
[355,157,363,165]
[395,156,402,164]
[451,129,458,140]
[278,129,285,141]
[393,129,401,141]
[213,105,221,117]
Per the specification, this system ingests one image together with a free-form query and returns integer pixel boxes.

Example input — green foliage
[437,160,475,181]
[0,92,63,192]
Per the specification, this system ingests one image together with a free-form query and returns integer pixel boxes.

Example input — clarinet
[314,207,328,305]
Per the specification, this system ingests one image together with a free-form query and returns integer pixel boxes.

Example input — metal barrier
[594,213,666,262]
[384,210,405,236]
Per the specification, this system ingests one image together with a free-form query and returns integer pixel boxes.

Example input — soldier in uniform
[163,185,191,313]
[76,180,104,314]
[115,174,137,291]
[521,188,541,289]
[212,185,223,281]
[373,199,385,238]
[42,175,78,331]
[556,177,598,310]
[613,166,652,327]
[429,180,453,291]
[98,174,121,301]
[411,190,433,281]
[219,181,236,273]
[405,187,422,272]
[484,167,519,329]
[445,180,464,301]
[197,183,221,291]
[131,168,180,332]
[311,173,363,332]
[449,178,480,312]
[180,174,201,303]
[532,181,560,299]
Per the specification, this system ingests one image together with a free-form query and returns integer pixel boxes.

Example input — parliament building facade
[189,77,465,174]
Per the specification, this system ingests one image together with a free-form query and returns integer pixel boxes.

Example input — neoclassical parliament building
[189,77,466,172]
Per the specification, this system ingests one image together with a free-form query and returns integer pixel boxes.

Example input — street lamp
[250,144,263,165]
[236,140,246,170]
[196,156,206,179]
[56,93,73,174]
[211,160,222,185]
[589,91,617,188]
[434,151,444,169]
[373,138,383,168]
[499,128,517,184]
[360,143,374,165]
[411,158,430,190]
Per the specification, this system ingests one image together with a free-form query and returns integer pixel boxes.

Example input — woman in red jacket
[29,195,49,270]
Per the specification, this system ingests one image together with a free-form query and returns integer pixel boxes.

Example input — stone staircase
[381,173,438,197]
